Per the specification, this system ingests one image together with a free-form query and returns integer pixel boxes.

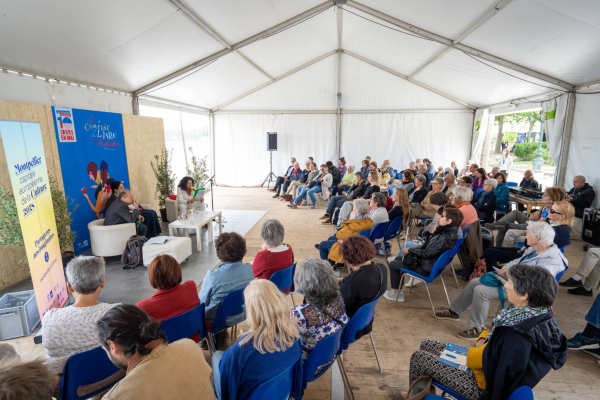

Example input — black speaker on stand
[261,132,278,190]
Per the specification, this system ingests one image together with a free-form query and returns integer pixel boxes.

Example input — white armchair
[165,197,178,222]
[88,219,136,257]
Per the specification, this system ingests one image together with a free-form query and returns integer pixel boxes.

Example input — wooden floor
[6,187,600,399]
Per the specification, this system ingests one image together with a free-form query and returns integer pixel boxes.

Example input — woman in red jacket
[137,255,201,342]
[252,220,294,289]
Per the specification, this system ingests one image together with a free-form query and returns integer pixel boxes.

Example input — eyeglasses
[440,214,448,219]
[549,208,562,215]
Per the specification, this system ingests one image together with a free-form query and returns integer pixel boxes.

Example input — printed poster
[0,120,68,319]
[52,107,130,254]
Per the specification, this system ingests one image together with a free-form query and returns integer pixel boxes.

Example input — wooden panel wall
[122,114,165,211]
[0,100,165,290]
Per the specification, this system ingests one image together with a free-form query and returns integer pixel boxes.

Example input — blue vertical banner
[52,107,130,254]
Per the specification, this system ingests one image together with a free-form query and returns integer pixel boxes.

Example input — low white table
[167,210,223,252]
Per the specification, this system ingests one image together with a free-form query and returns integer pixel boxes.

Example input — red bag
[469,259,487,281]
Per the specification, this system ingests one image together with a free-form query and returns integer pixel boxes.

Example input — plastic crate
[0,290,40,340]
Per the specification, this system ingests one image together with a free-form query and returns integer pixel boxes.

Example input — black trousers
[483,247,521,272]
[389,255,431,290]
[274,176,285,194]
[331,185,351,196]
[140,209,162,239]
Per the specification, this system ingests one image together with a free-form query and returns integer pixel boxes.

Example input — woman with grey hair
[42,256,118,374]
[408,263,566,400]
[471,178,497,224]
[252,219,294,285]
[411,174,429,205]
[291,258,348,373]
[413,176,445,220]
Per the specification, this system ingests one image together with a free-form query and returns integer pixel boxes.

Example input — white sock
[572,275,582,281]
[584,285,593,291]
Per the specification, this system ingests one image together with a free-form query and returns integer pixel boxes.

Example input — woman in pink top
[452,186,479,230]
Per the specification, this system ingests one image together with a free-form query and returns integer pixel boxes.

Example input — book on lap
[438,343,469,372]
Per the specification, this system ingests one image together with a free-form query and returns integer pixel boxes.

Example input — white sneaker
[404,277,422,288]
[383,289,404,302]
[387,256,396,263]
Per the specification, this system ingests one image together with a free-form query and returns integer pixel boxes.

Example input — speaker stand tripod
[261,151,278,190]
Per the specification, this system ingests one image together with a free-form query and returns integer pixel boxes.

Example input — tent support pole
[336,5,343,159]
[557,93,576,187]
[210,111,216,184]
[132,95,139,115]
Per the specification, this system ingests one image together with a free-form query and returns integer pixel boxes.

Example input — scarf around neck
[487,304,549,340]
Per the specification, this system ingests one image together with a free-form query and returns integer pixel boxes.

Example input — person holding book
[176,176,205,216]
[406,264,567,400]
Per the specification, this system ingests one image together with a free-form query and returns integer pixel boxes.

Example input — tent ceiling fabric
[0,0,599,109]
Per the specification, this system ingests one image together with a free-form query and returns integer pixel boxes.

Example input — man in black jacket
[104,190,147,236]
[320,172,367,224]
[567,175,595,219]
[519,169,539,189]
[270,157,296,198]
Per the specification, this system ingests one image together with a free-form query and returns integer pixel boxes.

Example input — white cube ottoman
[143,237,192,267]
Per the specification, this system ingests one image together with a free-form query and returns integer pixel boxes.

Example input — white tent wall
[340,112,473,173]
[565,93,600,208]
[0,72,133,114]
[214,113,336,186]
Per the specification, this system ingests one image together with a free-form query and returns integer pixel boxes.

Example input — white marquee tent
[1,0,599,194]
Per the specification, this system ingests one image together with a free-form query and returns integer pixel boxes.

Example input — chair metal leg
[290,292,296,307]
[369,332,383,373]
[395,275,405,308]
[440,274,451,306]
[450,264,460,289]
[207,334,216,355]
[337,354,356,400]
[424,283,438,322]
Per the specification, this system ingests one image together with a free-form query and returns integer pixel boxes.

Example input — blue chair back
[248,355,300,400]
[449,236,465,258]
[428,173,434,179]
[212,287,245,334]
[162,303,208,343]
[464,224,471,233]
[340,297,381,351]
[474,187,483,196]
[359,230,370,239]
[269,263,297,294]
[507,386,534,400]
[389,185,398,194]
[424,395,446,400]
[383,217,403,242]
[303,327,344,383]
[396,172,402,180]
[555,265,569,283]
[60,346,124,400]
[507,182,518,187]
[559,246,565,254]
[402,249,454,284]
[432,381,469,400]
[369,222,388,244]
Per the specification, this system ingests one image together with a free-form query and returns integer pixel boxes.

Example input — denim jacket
[199,261,254,326]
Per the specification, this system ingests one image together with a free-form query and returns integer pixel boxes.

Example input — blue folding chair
[495,201,511,220]
[447,236,465,289]
[508,386,534,400]
[399,250,454,322]
[389,185,398,194]
[369,221,388,245]
[383,217,403,249]
[396,172,402,180]
[303,327,345,388]
[474,187,483,196]
[210,287,245,353]
[428,173,434,179]
[248,354,301,400]
[424,395,446,400]
[507,182,518,187]
[60,346,124,400]
[432,381,469,400]
[359,229,370,239]
[555,265,569,282]
[161,303,209,344]
[269,263,297,306]
[337,297,384,399]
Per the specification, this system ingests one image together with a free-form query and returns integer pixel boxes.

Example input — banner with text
[52,107,130,254]
[0,120,68,319]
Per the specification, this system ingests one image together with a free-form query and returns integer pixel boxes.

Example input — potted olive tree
[150,148,176,222]
[186,147,209,188]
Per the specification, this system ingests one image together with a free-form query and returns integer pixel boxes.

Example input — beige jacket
[103,339,215,400]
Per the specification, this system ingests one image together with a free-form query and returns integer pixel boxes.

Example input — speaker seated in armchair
[176,177,206,216]
[106,181,161,238]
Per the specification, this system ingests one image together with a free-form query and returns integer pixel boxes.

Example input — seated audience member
[98,305,214,400]
[413,177,444,219]
[379,163,392,189]
[322,171,367,224]
[408,264,566,400]
[417,164,431,188]
[493,172,509,209]
[105,180,124,211]
[423,158,435,175]
[271,157,296,198]
[212,280,301,400]
[460,175,473,188]
[369,192,390,230]
[290,162,318,204]
[399,170,416,200]
[435,167,445,178]
[567,175,596,234]
[434,222,567,339]
[519,169,539,189]
[335,171,380,226]
[416,158,422,165]
[561,247,600,298]
[360,159,371,175]
[442,173,457,196]
[177,176,206,216]
[137,255,201,341]
[408,161,418,176]
[487,166,500,178]
[289,164,332,209]
[319,199,372,268]
[460,161,474,176]
[291,258,348,373]
[274,161,301,199]
[327,161,341,187]
[132,194,162,239]
[411,175,429,205]
[566,293,600,356]
[199,233,254,340]
[332,164,355,196]
[471,168,487,193]
[483,201,574,272]
[451,161,459,177]
[0,344,19,368]
[338,157,348,175]
[0,359,58,400]
[486,186,563,247]
[452,187,478,231]
[389,187,410,225]
[385,207,462,303]
[443,167,453,177]
[104,190,147,236]
[497,148,513,177]
[338,236,388,339]
[252,220,294,282]
[43,256,118,373]
[471,178,497,224]
[283,161,311,201]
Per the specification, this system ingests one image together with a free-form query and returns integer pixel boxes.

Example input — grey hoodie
[505,244,568,277]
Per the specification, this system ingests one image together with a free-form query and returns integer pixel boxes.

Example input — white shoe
[387,256,396,263]
[383,289,404,302]
[404,277,422,288]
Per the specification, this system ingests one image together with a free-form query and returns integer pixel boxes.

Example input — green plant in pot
[150,148,176,222]
[0,176,79,266]
[186,147,209,190]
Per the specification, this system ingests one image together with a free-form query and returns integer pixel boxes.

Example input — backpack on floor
[121,235,148,269]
